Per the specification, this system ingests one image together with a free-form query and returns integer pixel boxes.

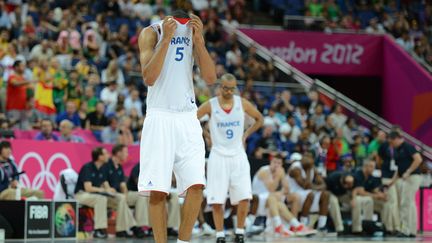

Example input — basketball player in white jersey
[196,74,263,243]
[252,154,316,237]
[138,9,216,243]
[287,152,330,232]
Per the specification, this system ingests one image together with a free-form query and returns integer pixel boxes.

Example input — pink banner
[8,139,140,198]
[13,129,100,144]
[241,28,432,147]
[422,188,432,231]
[382,36,432,147]
[240,29,382,76]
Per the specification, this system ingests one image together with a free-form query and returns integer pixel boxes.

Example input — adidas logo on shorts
[147,181,153,187]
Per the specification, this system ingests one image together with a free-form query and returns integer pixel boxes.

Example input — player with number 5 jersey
[197,74,264,243]
[138,9,216,243]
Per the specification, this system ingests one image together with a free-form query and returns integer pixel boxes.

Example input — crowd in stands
[265,0,432,65]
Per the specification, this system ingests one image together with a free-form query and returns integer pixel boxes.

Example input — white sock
[289,218,300,227]
[318,215,327,228]
[235,228,245,235]
[216,231,225,238]
[273,216,282,227]
[300,216,309,225]
[177,240,188,243]
[248,214,256,224]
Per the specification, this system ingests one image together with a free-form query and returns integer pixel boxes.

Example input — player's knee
[212,204,224,211]
[321,191,330,200]
[150,191,167,204]
[187,184,204,194]
[305,192,314,202]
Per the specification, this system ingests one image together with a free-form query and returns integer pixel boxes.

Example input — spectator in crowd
[86,101,109,141]
[105,144,146,238]
[34,119,59,141]
[117,116,134,145]
[29,40,54,62]
[74,147,136,239]
[286,114,302,144]
[0,141,44,200]
[287,152,330,232]
[56,100,81,127]
[101,59,125,88]
[329,104,347,129]
[325,171,355,234]
[101,116,119,144]
[351,159,387,234]
[58,119,84,143]
[6,60,33,129]
[33,58,56,121]
[100,81,119,115]
[368,130,386,159]
[310,103,326,130]
[82,85,99,114]
[124,89,143,117]
[390,131,422,237]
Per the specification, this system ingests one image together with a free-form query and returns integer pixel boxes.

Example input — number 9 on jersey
[226,129,234,139]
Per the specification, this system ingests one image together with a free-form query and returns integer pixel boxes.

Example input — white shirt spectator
[124,91,143,117]
[134,0,153,20]
[289,123,302,143]
[329,113,347,129]
[225,47,242,67]
[29,43,54,61]
[191,0,209,11]
[396,36,414,52]
[100,85,118,114]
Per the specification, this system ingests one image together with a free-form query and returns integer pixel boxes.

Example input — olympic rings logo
[17,152,73,192]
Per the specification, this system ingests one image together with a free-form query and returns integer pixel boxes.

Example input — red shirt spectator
[6,60,30,111]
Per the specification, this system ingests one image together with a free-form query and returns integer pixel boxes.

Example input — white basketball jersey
[209,95,244,156]
[146,19,196,112]
[252,165,270,195]
[286,161,315,193]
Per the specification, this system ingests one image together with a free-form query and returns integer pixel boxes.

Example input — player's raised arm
[189,14,216,85]
[139,17,177,86]
[242,98,264,141]
[197,100,211,120]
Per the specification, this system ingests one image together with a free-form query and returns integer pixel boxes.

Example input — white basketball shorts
[206,150,252,205]
[295,189,322,213]
[138,109,206,196]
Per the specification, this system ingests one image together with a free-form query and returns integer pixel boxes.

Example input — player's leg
[150,191,168,243]
[285,192,301,217]
[206,151,230,239]
[300,191,314,225]
[212,204,225,232]
[317,191,329,230]
[179,185,204,241]
[229,153,252,236]
[138,113,176,243]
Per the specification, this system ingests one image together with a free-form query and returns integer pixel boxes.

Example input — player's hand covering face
[162,16,177,40]
[189,14,204,43]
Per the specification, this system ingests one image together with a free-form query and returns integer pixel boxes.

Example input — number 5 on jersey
[175,47,184,61]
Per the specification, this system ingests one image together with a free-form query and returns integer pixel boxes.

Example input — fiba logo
[29,205,49,219]
[18,152,73,192]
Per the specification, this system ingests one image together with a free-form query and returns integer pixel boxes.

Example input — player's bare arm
[311,171,326,191]
[139,17,177,86]
[259,168,284,192]
[197,100,212,120]
[289,168,309,188]
[242,98,264,142]
[190,14,216,85]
